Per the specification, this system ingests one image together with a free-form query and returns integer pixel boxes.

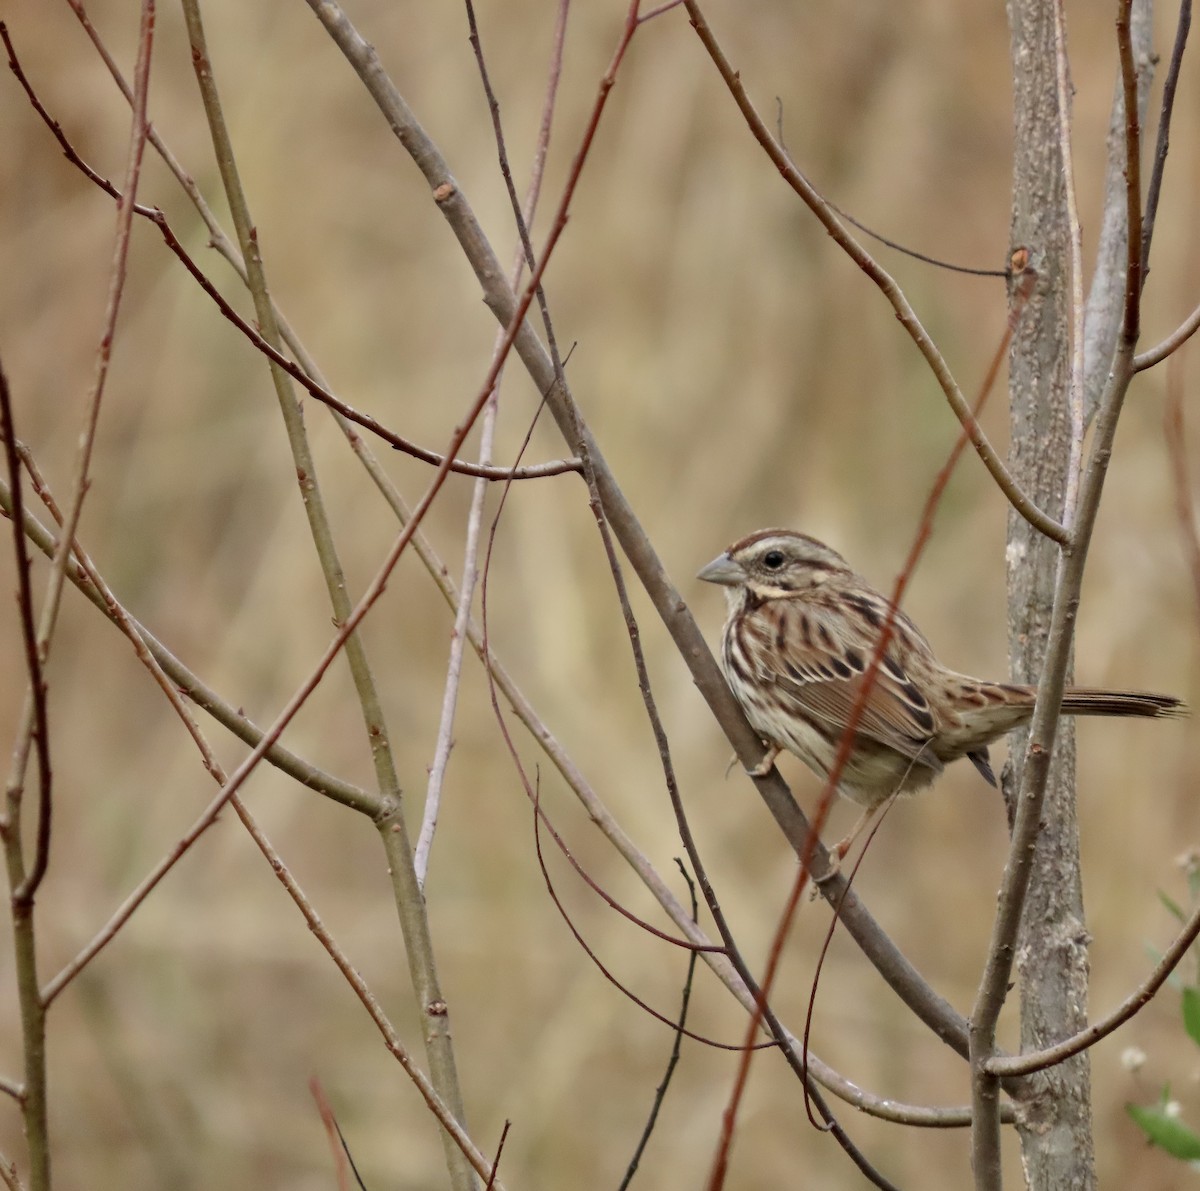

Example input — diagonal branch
[302,0,982,1066]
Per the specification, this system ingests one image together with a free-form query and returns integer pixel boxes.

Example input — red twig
[310,1078,353,1191]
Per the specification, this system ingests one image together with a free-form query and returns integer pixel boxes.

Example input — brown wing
[759,598,939,764]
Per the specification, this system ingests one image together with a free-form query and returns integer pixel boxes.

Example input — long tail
[1059,688,1187,718]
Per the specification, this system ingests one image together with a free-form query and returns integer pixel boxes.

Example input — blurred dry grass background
[1,0,1199,1186]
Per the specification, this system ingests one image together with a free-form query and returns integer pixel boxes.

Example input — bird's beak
[696,552,746,586]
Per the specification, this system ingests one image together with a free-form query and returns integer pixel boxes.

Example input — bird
[697,528,1186,858]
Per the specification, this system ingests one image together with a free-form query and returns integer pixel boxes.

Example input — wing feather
[758,597,939,763]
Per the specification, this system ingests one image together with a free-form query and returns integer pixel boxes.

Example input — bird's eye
[762,550,786,570]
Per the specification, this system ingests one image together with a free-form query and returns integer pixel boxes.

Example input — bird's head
[697,529,853,602]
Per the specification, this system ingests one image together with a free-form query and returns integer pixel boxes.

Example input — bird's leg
[830,804,879,866]
[745,745,781,778]
[806,805,876,900]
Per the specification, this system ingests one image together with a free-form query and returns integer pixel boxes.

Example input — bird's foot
[745,746,781,778]
[811,845,849,902]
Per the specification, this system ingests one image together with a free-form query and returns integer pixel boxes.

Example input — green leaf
[1127,1102,1200,1161]
[1185,987,1200,1049]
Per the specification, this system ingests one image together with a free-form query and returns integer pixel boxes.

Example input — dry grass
[1,0,1198,1187]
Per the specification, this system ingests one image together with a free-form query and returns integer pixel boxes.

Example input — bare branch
[1134,300,1200,372]
[232,799,507,1190]
[618,862,700,1191]
[483,1120,511,1191]
[1142,0,1192,273]
[1117,0,1145,344]
[14,9,152,890]
[682,0,1068,546]
[0,1152,24,1191]
[974,363,1200,1078]
[987,890,1200,1077]
[971,353,1200,1088]
[0,363,52,888]
[0,22,578,483]
[0,458,375,816]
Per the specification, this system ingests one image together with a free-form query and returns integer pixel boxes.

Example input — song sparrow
[699,529,1185,853]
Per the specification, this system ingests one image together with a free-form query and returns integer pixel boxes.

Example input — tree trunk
[1005,1,1095,1187]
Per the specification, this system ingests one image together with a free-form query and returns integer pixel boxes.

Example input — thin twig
[773,101,1007,279]
[1141,0,1192,276]
[1117,0,1145,344]
[5,458,375,810]
[231,799,506,1190]
[683,0,1068,546]
[11,1,153,906]
[0,1153,24,1191]
[483,1121,511,1191]
[0,13,151,1187]
[988,884,1200,1076]
[0,21,576,483]
[801,805,894,1126]
[617,861,700,1191]
[974,354,1200,1082]
[0,365,52,881]
[8,0,151,907]
[415,386,498,889]
[1134,301,1200,371]
[529,778,753,1048]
